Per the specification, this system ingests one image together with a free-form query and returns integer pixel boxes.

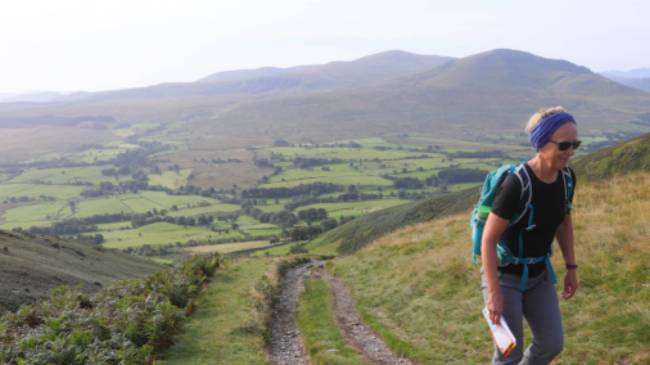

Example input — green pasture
[262,174,393,188]
[270,146,432,160]
[298,199,409,220]
[184,240,272,254]
[0,190,230,230]
[166,202,240,217]
[211,215,282,238]
[0,183,84,200]
[111,123,160,138]
[1,201,69,228]
[148,169,192,189]
[74,143,141,163]
[102,222,244,249]
[8,166,121,185]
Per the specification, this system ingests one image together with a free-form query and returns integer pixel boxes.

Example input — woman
[481,106,579,365]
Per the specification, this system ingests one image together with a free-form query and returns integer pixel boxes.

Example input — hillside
[53,51,454,101]
[306,187,478,255]
[602,68,650,92]
[197,50,455,91]
[328,168,650,363]
[306,131,650,256]
[573,131,650,179]
[186,49,650,144]
[0,230,161,312]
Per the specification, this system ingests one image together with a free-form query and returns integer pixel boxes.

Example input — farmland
[0,121,601,256]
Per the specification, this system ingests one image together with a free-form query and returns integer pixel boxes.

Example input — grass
[166,202,241,217]
[328,171,650,364]
[0,183,84,200]
[297,276,367,365]
[8,166,127,185]
[262,174,393,188]
[0,230,161,312]
[306,187,478,255]
[298,199,410,220]
[269,146,431,160]
[148,169,193,189]
[185,240,272,254]
[159,257,276,365]
[102,222,243,249]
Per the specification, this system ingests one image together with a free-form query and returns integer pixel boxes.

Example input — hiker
[481,106,579,364]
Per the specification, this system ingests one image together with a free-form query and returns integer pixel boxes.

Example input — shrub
[0,254,221,364]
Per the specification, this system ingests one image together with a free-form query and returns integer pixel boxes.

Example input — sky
[1,0,648,93]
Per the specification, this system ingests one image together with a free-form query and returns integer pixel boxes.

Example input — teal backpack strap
[561,167,575,210]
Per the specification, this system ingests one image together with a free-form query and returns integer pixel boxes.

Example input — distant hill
[0,230,161,312]
[419,49,642,96]
[1,49,650,149]
[602,68,650,79]
[199,50,455,87]
[81,50,454,100]
[193,49,650,142]
[572,131,650,179]
[600,73,650,93]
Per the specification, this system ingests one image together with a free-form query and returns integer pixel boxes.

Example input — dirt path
[268,260,321,365]
[323,271,416,365]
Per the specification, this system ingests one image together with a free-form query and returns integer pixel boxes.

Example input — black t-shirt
[491,163,576,277]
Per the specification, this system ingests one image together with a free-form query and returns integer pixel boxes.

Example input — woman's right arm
[481,212,509,324]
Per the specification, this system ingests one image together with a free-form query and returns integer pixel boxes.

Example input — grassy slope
[573,131,650,179]
[160,257,277,365]
[306,187,478,255]
[0,230,161,312]
[329,171,650,364]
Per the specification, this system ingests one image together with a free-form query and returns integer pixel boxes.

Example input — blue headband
[530,112,576,150]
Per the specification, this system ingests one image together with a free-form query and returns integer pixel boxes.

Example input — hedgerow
[0,254,221,365]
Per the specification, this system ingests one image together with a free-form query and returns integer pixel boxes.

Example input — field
[0,126,604,255]
[184,240,272,254]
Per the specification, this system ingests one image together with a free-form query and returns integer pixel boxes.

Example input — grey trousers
[481,270,564,365]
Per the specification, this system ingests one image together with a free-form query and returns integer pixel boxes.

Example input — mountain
[0,230,161,312]
[198,50,455,88]
[601,68,650,93]
[600,74,650,93]
[417,49,640,96]
[78,50,454,101]
[1,49,650,151]
[602,68,650,79]
[189,49,650,143]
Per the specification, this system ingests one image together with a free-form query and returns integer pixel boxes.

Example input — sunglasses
[548,140,581,151]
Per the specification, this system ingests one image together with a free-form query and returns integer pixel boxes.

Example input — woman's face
[539,122,578,170]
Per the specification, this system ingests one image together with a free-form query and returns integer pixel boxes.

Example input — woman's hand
[562,270,578,299]
[487,289,504,324]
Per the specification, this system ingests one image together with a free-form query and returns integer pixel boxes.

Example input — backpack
[470,163,575,291]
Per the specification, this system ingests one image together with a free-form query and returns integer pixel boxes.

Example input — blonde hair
[525,106,567,134]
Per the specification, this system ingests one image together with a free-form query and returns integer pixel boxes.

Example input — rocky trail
[268,259,416,365]
[322,270,416,365]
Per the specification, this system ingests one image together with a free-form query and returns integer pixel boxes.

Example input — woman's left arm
[556,213,578,299]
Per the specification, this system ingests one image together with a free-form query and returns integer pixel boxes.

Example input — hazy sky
[1,0,648,93]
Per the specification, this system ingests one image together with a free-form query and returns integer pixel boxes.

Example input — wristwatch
[565,263,578,270]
